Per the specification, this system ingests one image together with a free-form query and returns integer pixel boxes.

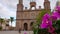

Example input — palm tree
[0,18,4,26]
[10,17,14,27]
[0,18,4,30]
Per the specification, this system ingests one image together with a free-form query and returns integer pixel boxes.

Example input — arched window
[30,22,34,30]
[24,23,28,31]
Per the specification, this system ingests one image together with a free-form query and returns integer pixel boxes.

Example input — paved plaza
[0,31,33,34]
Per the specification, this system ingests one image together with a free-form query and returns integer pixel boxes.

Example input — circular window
[31,13,35,18]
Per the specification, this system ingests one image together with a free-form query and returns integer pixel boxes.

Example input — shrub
[0,26,2,31]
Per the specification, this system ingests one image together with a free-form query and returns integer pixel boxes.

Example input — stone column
[28,23,30,31]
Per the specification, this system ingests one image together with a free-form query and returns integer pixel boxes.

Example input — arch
[31,7,35,10]
[30,22,34,30]
[30,22,34,26]
[24,23,28,31]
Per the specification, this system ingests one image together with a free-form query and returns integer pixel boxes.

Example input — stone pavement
[20,31,33,34]
[0,31,33,34]
[0,31,19,34]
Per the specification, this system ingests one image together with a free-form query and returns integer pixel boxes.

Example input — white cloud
[49,0,57,10]
[0,0,18,19]
[0,3,16,18]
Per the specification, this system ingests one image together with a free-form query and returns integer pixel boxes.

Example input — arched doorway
[30,22,34,30]
[24,23,28,31]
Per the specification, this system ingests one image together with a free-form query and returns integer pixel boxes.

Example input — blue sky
[0,0,58,27]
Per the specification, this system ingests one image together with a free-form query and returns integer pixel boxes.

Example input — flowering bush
[40,13,56,34]
[33,6,60,34]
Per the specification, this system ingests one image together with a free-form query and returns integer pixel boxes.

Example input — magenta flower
[42,13,50,20]
[24,32,27,34]
[40,13,52,29]
[40,13,56,34]
[56,6,60,11]
[52,11,60,18]
[48,26,56,34]
[51,12,57,20]
[52,6,60,19]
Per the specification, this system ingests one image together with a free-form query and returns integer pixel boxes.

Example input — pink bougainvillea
[52,6,60,19]
[39,6,60,34]
[40,13,52,29]
[40,13,56,34]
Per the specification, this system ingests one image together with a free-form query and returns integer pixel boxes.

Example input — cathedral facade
[16,0,51,31]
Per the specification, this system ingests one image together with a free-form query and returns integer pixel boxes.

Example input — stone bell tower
[56,0,60,6]
[17,0,23,11]
[44,0,50,10]
[30,0,36,10]
[16,0,23,30]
